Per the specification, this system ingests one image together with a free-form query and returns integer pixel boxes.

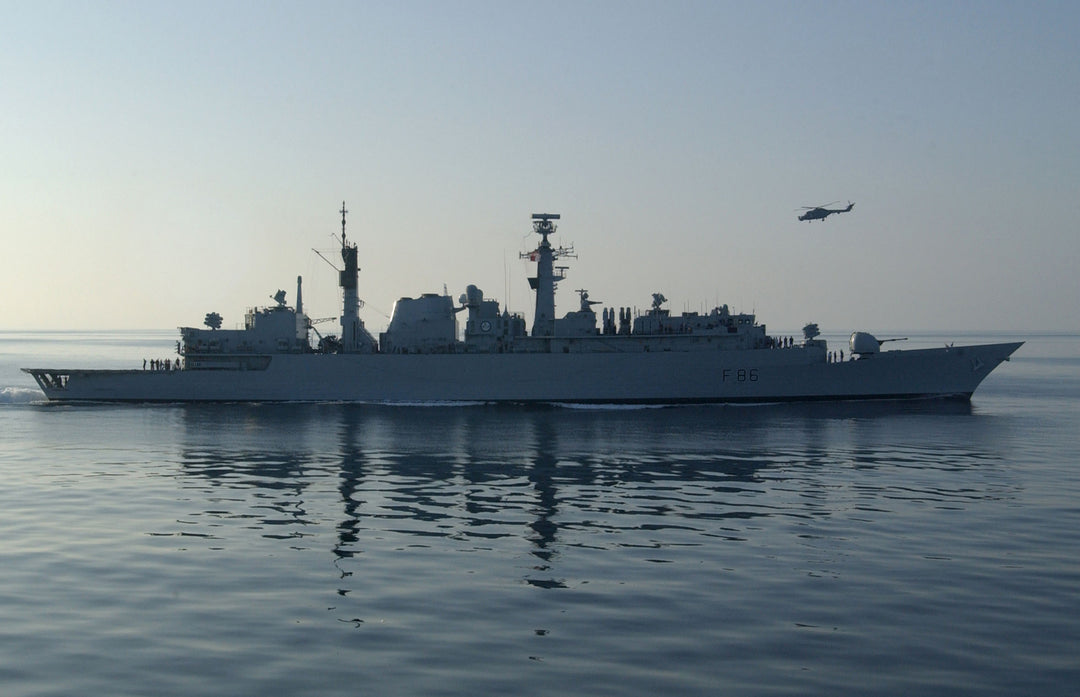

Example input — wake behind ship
[24,206,1021,403]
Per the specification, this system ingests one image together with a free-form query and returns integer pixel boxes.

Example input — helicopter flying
[798,201,854,222]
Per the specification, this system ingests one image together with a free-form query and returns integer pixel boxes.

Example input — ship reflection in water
[174,400,1007,600]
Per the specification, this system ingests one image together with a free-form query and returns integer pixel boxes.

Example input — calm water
[1,330,1078,696]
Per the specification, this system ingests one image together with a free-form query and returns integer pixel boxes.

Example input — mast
[338,201,362,352]
[295,275,306,341]
[521,213,574,337]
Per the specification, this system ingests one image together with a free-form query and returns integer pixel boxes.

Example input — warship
[25,205,1021,403]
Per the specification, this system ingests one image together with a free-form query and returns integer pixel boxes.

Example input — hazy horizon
[4,2,1077,335]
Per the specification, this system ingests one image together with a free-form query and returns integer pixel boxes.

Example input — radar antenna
[576,289,601,312]
[531,213,560,240]
[340,201,349,247]
[522,213,576,270]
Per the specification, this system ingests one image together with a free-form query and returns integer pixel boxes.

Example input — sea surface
[1,330,1078,696]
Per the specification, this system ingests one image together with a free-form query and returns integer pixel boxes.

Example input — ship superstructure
[376,212,771,356]
[24,206,1021,403]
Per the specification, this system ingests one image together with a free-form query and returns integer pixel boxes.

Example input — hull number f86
[722,368,759,382]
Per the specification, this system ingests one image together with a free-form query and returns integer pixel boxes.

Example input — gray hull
[25,341,1022,403]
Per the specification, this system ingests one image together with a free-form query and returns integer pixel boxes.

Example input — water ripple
[3,379,1077,696]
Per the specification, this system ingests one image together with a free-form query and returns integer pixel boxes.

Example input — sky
[3,0,1078,334]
